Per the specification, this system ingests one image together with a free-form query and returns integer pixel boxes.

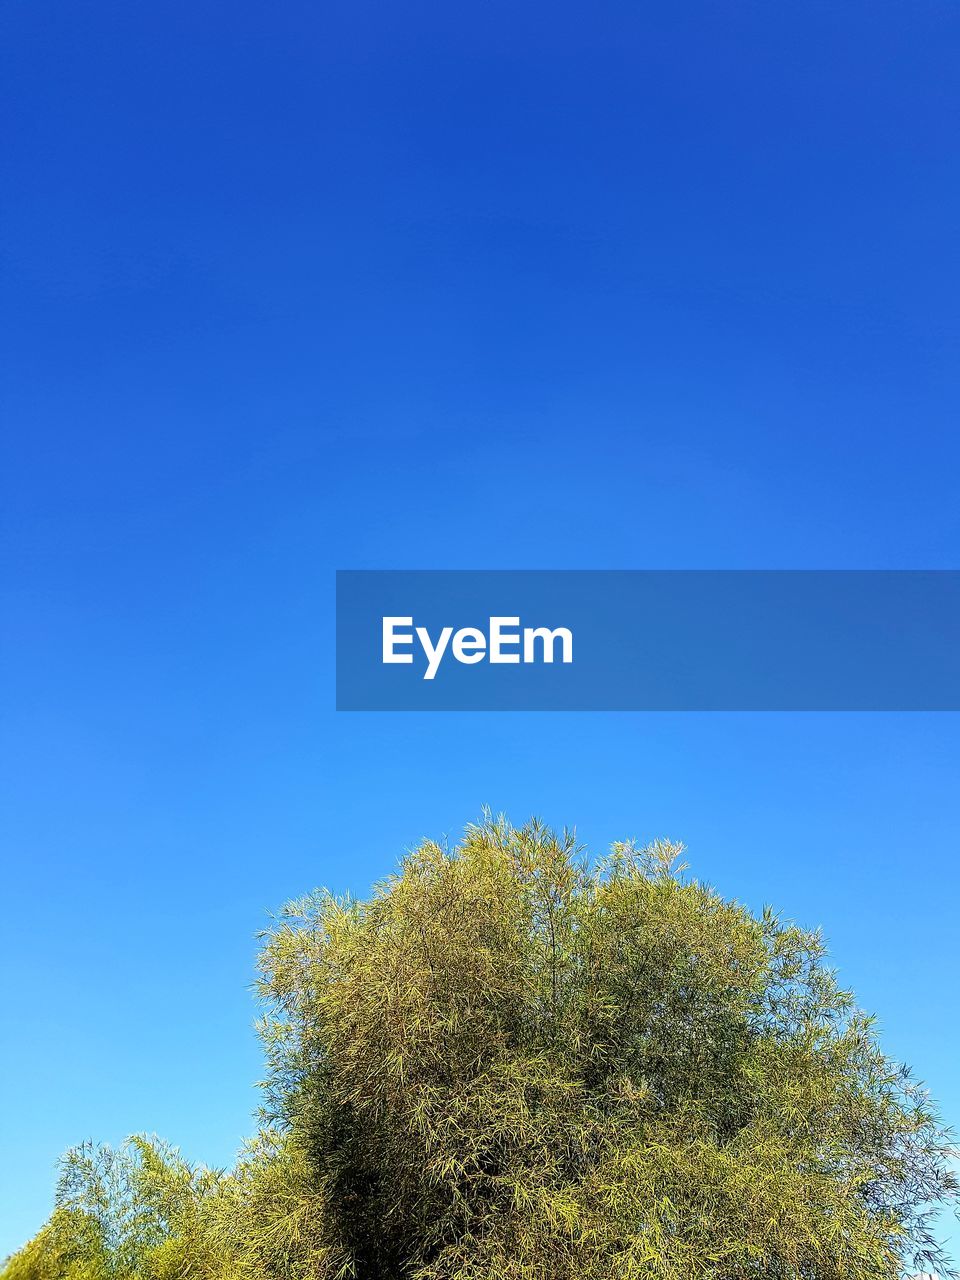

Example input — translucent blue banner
[336,571,960,711]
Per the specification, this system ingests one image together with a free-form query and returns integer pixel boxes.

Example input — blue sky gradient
[2,0,958,1261]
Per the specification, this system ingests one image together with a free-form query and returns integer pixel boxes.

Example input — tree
[4,815,957,1279]
[256,815,957,1279]
[2,1138,239,1280]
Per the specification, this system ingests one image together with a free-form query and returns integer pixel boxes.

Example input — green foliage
[254,816,957,1279]
[1,1137,235,1280]
[4,816,957,1279]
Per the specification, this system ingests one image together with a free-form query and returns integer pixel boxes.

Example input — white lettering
[383,618,573,680]
[489,616,521,663]
[452,627,486,664]
[523,625,573,664]
[417,625,453,681]
[382,617,414,664]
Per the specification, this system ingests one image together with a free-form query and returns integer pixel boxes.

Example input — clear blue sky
[1,0,958,1262]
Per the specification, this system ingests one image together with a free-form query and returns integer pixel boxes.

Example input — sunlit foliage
[4,816,957,1278]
